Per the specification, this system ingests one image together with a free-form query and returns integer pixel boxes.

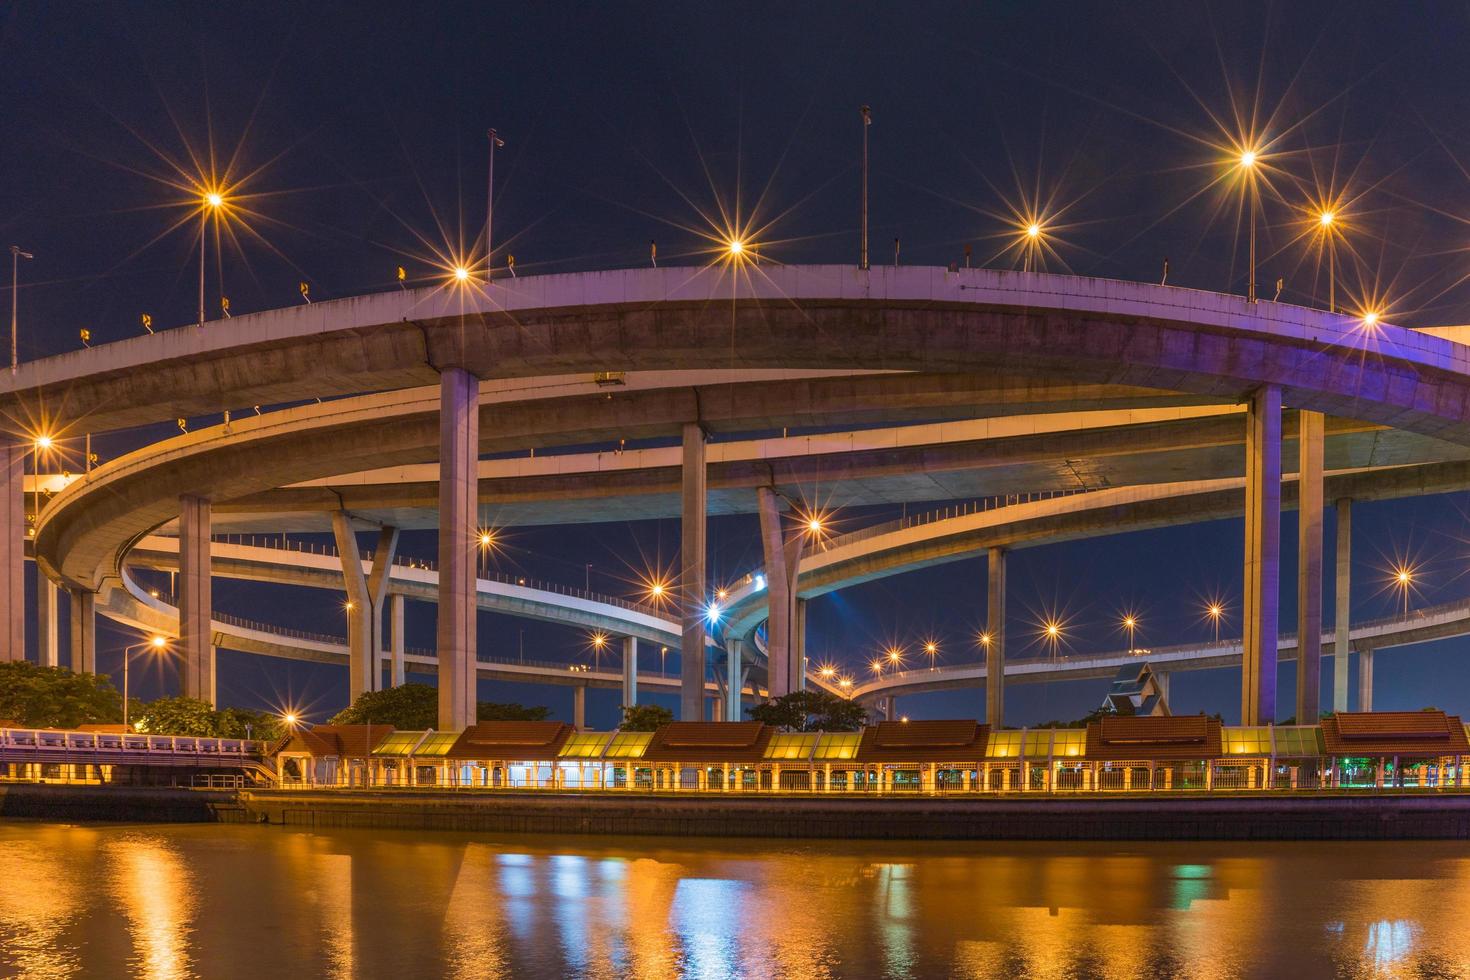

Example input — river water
[0,821,1466,979]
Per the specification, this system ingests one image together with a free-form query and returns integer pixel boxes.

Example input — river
[0,821,1465,978]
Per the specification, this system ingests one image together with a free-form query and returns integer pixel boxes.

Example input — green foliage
[747,690,868,732]
[132,696,221,737]
[477,702,551,722]
[0,661,122,729]
[619,703,674,731]
[329,683,438,729]
[216,706,285,742]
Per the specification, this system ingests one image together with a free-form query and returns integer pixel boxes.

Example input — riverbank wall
[0,783,244,823]
[239,789,1470,840]
[10,784,1470,839]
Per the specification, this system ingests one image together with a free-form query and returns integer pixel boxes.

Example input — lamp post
[1318,209,1336,312]
[1123,615,1138,654]
[486,129,505,280]
[1207,603,1223,644]
[1239,150,1258,303]
[859,105,871,270]
[9,245,33,372]
[122,636,170,728]
[199,192,224,327]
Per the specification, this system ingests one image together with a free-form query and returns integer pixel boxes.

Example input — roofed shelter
[1321,711,1470,788]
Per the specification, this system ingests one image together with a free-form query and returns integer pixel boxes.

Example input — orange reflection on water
[104,833,197,980]
[442,843,510,980]
[0,826,89,979]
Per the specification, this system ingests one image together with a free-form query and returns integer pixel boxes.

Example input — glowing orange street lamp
[121,635,171,728]
[199,188,227,327]
[1238,148,1260,303]
[1206,602,1224,643]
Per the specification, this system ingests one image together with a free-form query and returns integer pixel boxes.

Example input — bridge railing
[0,727,266,757]
[205,533,667,618]
[818,489,1095,553]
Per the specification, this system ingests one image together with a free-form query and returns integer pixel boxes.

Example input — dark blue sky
[5,3,1470,727]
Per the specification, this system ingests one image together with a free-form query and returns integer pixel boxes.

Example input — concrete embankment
[0,783,244,823]
[239,789,1470,841]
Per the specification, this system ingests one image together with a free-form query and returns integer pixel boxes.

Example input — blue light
[706,602,721,624]
[754,574,766,590]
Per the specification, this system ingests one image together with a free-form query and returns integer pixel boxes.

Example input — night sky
[5,3,1470,728]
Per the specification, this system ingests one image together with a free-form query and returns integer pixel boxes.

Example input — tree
[747,690,868,732]
[620,703,674,731]
[217,706,285,742]
[132,696,221,737]
[329,684,438,729]
[477,702,551,722]
[0,661,121,729]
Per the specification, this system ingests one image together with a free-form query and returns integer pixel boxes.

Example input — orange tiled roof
[280,724,394,758]
[641,722,774,763]
[856,720,989,763]
[1086,715,1222,761]
[1321,711,1470,758]
[446,722,574,760]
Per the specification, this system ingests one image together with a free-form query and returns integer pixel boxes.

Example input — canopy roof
[447,722,574,761]
[1321,711,1470,758]
[1086,715,1223,761]
[641,722,773,763]
[856,720,989,763]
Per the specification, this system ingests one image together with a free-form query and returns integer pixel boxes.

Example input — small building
[445,722,575,788]
[1085,715,1223,790]
[1320,710,1470,788]
[277,724,393,787]
[854,720,990,793]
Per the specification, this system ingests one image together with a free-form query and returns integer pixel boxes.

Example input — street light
[1122,614,1139,654]
[199,189,227,327]
[1238,148,1260,303]
[923,640,938,668]
[1206,602,1224,643]
[9,245,33,372]
[30,433,55,535]
[121,635,170,728]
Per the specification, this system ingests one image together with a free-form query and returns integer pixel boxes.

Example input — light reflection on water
[1,823,1469,979]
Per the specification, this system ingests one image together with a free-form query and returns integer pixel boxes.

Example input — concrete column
[0,444,23,662]
[1242,385,1281,726]
[436,367,480,731]
[987,547,1006,729]
[178,494,214,705]
[68,589,95,673]
[794,598,808,692]
[1358,649,1374,712]
[573,685,586,730]
[1154,671,1171,708]
[367,526,399,688]
[1296,410,1325,725]
[37,578,60,667]
[679,424,708,721]
[621,635,638,708]
[390,594,406,687]
[725,638,742,723]
[1334,498,1352,713]
[757,485,804,698]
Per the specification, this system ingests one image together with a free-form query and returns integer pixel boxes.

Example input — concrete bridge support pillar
[622,636,638,708]
[37,578,60,667]
[758,486,804,699]
[68,588,95,673]
[573,684,587,730]
[987,547,1006,729]
[679,423,707,721]
[794,598,808,692]
[390,594,406,687]
[1296,410,1325,725]
[1334,498,1352,713]
[178,494,214,704]
[0,444,23,662]
[725,638,742,723]
[1358,649,1374,712]
[436,367,480,732]
[333,515,400,698]
[1242,386,1281,726]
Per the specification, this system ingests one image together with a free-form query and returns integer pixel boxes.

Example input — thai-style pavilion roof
[1085,715,1223,761]
[855,720,989,763]
[1320,711,1470,758]
[446,722,574,761]
[640,722,773,763]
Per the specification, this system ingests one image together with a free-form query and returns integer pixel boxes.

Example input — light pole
[1207,603,1223,644]
[860,105,871,270]
[1318,209,1336,312]
[30,433,53,535]
[1239,150,1258,303]
[122,636,170,728]
[9,245,33,372]
[199,192,224,327]
[1123,615,1138,654]
[486,129,505,281]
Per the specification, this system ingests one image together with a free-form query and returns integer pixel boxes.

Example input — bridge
[7,264,1470,731]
